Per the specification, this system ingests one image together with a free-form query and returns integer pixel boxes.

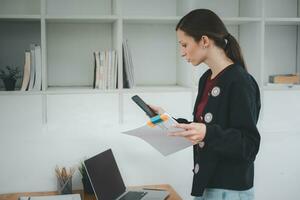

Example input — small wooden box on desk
[0,184,182,200]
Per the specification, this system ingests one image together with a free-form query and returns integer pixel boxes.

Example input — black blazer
[187,64,261,196]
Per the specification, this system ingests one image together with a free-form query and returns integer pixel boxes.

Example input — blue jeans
[193,188,254,200]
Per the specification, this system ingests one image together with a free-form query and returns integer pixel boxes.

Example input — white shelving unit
[0,0,299,122]
[264,0,300,90]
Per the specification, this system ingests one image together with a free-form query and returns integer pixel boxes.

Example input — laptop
[84,149,169,200]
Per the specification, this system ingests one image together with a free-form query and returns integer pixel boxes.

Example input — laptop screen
[84,149,126,200]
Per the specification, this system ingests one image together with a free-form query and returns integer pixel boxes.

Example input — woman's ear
[200,35,210,49]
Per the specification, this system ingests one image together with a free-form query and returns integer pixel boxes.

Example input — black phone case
[131,95,157,117]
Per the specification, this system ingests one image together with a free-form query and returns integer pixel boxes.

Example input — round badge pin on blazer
[211,86,220,97]
[194,163,200,174]
[204,112,213,123]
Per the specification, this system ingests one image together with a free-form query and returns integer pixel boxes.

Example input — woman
[150,9,261,200]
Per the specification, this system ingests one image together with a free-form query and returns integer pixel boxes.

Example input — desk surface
[0,184,182,200]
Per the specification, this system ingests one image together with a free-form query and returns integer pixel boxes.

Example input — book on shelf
[28,44,36,90]
[104,51,108,89]
[109,50,118,89]
[107,50,112,89]
[122,39,135,88]
[126,40,135,87]
[122,48,130,88]
[20,51,31,91]
[33,45,42,91]
[93,51,100,89]
[113,50,118,89]
[269,73,300,84]
[99,51,105,89]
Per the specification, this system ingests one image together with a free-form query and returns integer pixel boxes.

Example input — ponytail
[224,34,247,71]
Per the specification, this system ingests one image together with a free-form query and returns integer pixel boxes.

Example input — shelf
[0,91,44,95]
[0,15,41,20]
[222,17,262,25]
[46,86,119,94]
[264,84,300,90]
[123,16,262,25]
[123,16,180,24]
[45,15,118,23]
[261,130,300,135]
[121,86,193,93]
[265,18,300,25]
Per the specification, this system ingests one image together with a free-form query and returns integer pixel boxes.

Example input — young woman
[150,9,261,200]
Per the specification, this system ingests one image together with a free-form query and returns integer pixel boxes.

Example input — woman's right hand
[148,104,165,115]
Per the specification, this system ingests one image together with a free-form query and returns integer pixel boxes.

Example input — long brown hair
[176,9,247,70]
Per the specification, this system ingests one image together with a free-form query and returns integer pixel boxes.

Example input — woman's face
[176,29,206,66]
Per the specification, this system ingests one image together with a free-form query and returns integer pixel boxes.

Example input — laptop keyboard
[119,191,148,200]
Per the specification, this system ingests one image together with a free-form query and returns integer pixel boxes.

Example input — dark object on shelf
[0,66,21,91]
[2,78,17,91]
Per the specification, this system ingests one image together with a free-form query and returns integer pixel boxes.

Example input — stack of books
[92,39,135,90]
[21,44,42,91]
[93,50,118,90]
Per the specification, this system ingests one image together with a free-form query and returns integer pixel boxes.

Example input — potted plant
[79,161,94,194]
[0,66,21,91]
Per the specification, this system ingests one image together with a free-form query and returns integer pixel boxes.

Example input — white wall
[0,90,300,200]
[255,90,300,200]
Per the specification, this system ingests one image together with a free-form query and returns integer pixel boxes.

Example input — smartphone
[131,95,158,118]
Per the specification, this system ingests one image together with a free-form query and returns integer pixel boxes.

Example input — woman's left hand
[169,123,206,145]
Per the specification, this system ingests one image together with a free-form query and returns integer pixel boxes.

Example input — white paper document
[122,113,193,156]
[19,194,81,200]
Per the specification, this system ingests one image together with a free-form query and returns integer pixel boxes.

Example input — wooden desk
[0,184,182,200]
